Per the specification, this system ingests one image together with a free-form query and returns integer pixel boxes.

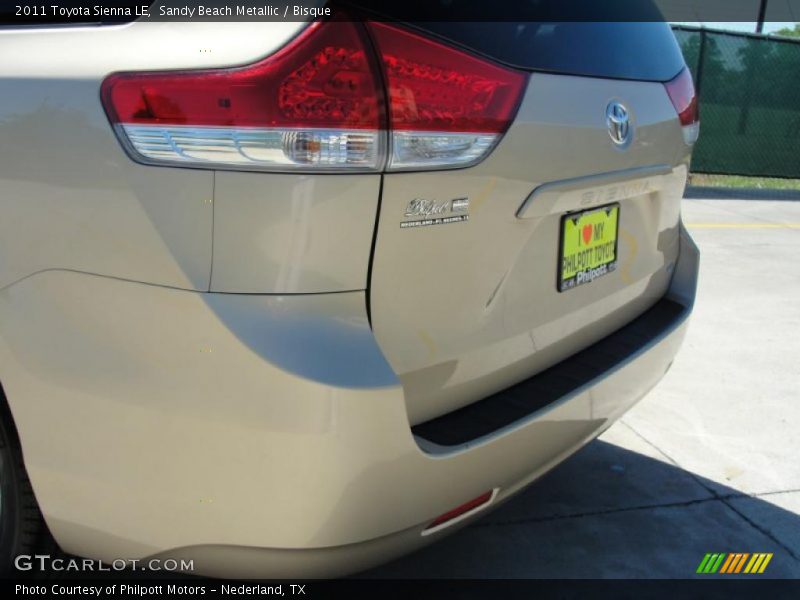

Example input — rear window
[413,22,686,82]
[349,0,686,82]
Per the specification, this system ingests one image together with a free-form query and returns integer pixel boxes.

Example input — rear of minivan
[0,14,698,578]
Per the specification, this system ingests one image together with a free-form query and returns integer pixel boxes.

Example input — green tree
[736,35,776,134]
[773,24,800,38]
[676,32,730,104]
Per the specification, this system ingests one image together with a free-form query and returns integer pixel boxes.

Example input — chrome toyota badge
[606,101,631,147]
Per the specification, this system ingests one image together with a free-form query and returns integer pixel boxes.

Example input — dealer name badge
[401,197,470,229]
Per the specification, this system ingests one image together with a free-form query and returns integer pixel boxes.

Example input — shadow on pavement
[361,439,800,578]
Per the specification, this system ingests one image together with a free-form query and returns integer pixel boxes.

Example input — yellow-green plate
[558,204,619,292]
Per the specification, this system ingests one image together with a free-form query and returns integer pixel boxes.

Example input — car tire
[0,401,44,576]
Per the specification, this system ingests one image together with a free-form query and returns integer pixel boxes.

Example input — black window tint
[415,22,686,82]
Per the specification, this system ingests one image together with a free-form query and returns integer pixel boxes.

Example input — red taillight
[664,67,700,144]
[367,23,526,134]
[368,22,527,170]
[423,490,495,534]
[101,21,385,171]
[104,22,381,129]
[101,21,526,172]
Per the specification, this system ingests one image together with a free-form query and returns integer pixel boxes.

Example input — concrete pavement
[364,196,800,578]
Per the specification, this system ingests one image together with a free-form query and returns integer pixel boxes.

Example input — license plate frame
[558,203,620,293]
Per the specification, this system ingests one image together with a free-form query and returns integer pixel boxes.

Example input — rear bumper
[0,225,698,579]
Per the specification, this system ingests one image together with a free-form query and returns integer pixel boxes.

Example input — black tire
[0,398,45,576]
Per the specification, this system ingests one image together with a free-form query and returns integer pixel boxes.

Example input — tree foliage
[773,24,800,38]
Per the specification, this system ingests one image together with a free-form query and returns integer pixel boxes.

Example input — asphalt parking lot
[366,194,800,579]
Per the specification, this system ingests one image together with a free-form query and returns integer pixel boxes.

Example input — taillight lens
[101,21,526,172]
[664,67,700,145]
[368,22,527,170]
[101,21,385,171]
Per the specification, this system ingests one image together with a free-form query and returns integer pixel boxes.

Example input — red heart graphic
[582,224,593,245]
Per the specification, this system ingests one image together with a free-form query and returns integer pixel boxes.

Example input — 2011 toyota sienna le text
[0,17,699,578]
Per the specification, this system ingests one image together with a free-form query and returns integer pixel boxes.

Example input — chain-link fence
[672,26,800,178]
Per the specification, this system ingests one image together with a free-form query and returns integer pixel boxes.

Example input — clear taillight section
[367,22,527,170]
[101,21,385,171]
[101,21,526,172]
[665,67,700,145]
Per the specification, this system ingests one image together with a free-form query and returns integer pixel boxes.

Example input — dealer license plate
[558,204,620,292]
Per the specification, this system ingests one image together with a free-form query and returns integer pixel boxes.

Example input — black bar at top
[2,0,800,25]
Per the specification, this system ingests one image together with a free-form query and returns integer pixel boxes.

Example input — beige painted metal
[0,226,697,577]
[370,73,691,425]
[211,173,381,293]
[0,21,381,294]
[0,22,304,292]
[0,22,698,579]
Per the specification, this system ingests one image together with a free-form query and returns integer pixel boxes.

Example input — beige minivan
[0,13,699,578]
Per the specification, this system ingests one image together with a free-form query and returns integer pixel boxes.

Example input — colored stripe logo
[697,553,773,574]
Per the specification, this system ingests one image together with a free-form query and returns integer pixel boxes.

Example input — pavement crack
[616,420,800,563]
[478,489,800,530]
[720,500,800,563]
[750,488,800,497]
[478,495,724,528]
